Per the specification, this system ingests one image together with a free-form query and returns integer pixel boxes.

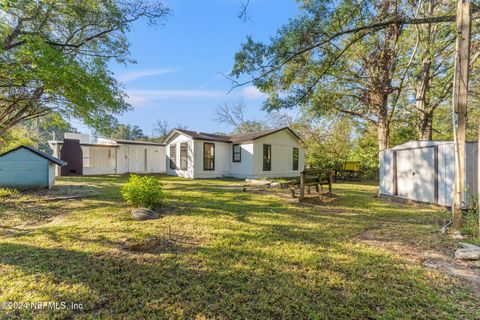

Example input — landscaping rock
[131,208,159,221]
[245,179,271,186]
[269,182,282,188]
[458,242,480,251]
[454,249,480,260]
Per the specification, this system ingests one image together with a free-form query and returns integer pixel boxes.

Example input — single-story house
[164,127,305,179]
[379,140,478,207]
[49,133,166,176]
[0,145,66,189]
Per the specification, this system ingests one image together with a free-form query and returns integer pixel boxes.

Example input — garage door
[396,147,435,203]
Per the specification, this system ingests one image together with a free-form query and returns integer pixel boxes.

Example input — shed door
[396,147,435,203]
[412,147,435,203]
[396,149,414,198]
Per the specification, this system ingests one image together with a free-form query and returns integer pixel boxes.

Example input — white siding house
[379,140,478,207]
[165,133,195,178]
[164,127,305,179]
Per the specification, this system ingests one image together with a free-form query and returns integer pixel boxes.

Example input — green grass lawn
[0,175,478,319]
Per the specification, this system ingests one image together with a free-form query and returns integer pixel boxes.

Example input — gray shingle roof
[171,127,301,144]
[174,129,232,142]
[228,127,301,143]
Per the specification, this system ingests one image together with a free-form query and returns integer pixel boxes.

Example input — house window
[263,144,271,171]
[180,142,188,170]
[170,144,177,169]
[293,147,299,170]
[232,144,241,162]
[204,142,215,171]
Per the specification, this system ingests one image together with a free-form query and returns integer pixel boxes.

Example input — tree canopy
[230,0,480,150]
[0,0,170,137]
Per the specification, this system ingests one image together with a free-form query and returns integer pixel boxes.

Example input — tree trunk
[418,109,433,140]
[377,119,389,151]
[416,56,433,140]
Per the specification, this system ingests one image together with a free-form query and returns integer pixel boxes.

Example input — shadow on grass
[1,178,477,318]
[0,240,475,319]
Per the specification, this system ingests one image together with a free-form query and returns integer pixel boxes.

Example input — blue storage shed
[0,146,67,189]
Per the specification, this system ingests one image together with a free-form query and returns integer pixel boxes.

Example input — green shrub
[121,175,164,209]
[0,188,19,198]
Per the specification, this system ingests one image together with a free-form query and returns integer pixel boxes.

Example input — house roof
[50,139,164,147]
[115,139,165,146]
[0,145,67,166]
[49,141,119,148]
[228,127,301,143]
[174,129,231,142]
[165,127,301,144]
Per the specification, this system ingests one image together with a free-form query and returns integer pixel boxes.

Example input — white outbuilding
[379,140,478,207]
[49,133,166,176]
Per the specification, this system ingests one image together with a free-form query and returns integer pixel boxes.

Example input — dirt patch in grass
[155,204,178,216]
[0,184,98,205]
[355,229,480,295]
[121,233,201,254]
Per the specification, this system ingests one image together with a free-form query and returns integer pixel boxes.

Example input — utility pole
[478,121,480,237]
[452,0,471,231]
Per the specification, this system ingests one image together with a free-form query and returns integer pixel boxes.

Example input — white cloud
[125,94,148,105]
[117,68,178,82]
[240,86,267,99]
[125,85,267,107]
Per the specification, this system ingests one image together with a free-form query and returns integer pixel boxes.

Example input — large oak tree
[0,0,169,137]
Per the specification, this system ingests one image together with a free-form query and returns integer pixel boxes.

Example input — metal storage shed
[0,145,67,189]
[379,141,478,208]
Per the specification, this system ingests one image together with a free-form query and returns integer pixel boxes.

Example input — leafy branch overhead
[0,0,170,136]
[230,0,480,149]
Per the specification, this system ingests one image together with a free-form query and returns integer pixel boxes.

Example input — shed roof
[385,140,456,151]
[0,145,67,166]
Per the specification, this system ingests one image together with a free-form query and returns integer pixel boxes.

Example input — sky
[72,0,301,137]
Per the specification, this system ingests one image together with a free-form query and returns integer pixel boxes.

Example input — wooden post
[300,170,305,200]
[452,0,471,230]
[289,181,296,198]
[328,170,333,193]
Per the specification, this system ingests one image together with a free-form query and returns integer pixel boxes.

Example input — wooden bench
[289,169,333,199]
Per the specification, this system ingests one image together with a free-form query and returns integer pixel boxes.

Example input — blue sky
[72,0,300,137]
